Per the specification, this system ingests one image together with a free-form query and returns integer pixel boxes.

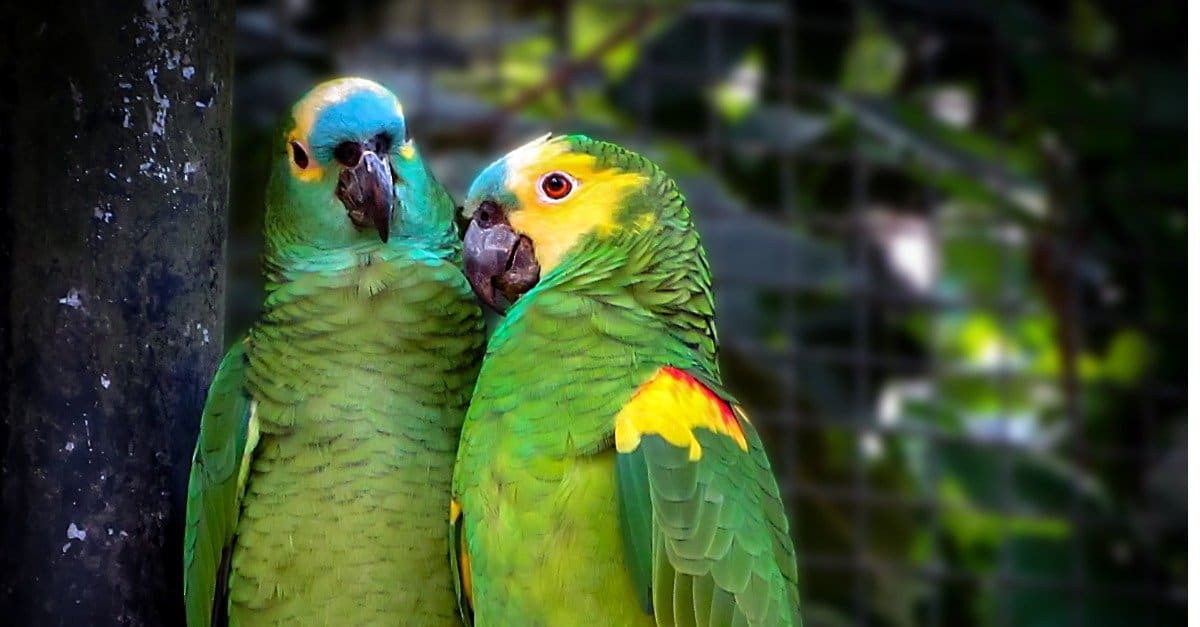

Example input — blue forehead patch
[308,89,406,161]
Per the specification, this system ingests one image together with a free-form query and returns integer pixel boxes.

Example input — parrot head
[266,77,450,251]
[461,134,663,311]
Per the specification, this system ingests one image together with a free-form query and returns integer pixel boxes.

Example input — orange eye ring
[538,171,575,202]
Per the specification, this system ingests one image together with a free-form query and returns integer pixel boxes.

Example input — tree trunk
[0,1,233,624]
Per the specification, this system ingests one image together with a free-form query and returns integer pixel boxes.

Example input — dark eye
[539,171,574,201]
[290,141,310,169]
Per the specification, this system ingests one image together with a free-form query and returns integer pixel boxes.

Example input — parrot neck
[524,209,719,371]
[260,238,395,292]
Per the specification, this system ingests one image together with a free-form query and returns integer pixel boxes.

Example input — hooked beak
[336,150,394,242]
[463,200,540,313]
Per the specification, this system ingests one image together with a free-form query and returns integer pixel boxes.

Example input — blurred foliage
[227,1,1185,625]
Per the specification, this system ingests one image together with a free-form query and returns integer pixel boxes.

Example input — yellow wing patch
[235,400,261,496]
[502,135,648,274]
[450,498,473,610]
[615,367,749,461]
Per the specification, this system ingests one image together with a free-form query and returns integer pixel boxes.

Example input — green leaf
[1066,0,1117,58]
[710,50,764,122]
[1100,329,1154,386]
[839,12,906,96]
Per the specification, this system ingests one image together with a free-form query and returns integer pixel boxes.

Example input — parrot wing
[449,498,473,625]
[615,366,801,626]
[183,338,260,627]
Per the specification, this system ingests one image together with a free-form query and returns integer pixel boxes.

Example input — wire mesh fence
[229,1,1187,625]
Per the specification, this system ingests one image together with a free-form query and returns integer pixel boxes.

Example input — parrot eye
[538,171,576,202]
[290,141,310,169]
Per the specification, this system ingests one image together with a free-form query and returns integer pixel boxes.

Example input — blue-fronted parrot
[184,77,484,626]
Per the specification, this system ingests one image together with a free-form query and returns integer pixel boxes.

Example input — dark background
[1,0,1187,625]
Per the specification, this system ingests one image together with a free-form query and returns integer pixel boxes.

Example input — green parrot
[450,134,801,626]
[183,77,484,626]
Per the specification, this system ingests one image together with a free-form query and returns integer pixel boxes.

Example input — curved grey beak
[462,200,540,313]
[336,150,394,242]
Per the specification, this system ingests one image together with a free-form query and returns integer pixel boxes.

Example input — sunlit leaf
[840,11,906,96]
